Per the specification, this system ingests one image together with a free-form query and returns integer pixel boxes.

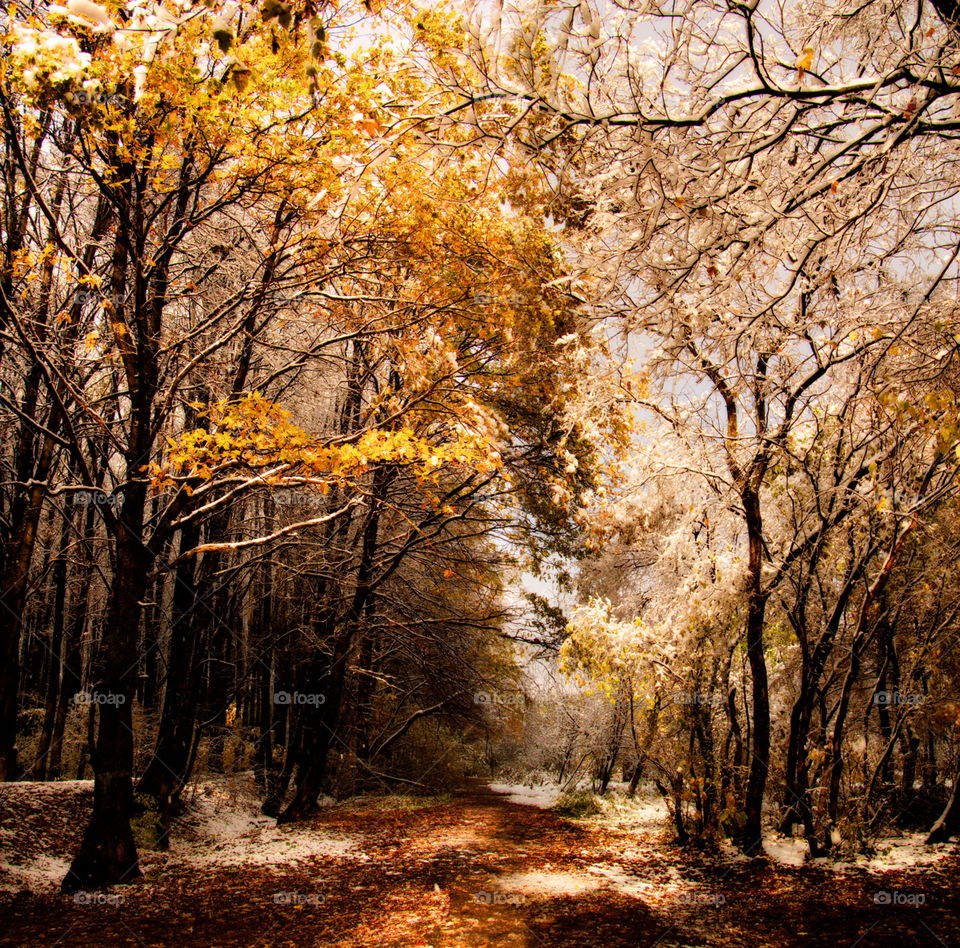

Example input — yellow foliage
[152,393,501,492]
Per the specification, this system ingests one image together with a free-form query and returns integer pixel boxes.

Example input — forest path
[2,781,959,947]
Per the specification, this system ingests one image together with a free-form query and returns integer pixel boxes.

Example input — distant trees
[564,334,959,849]
[444,0,960,852]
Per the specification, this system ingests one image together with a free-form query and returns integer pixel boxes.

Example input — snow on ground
[0,778,362,893]
[489,780,670,833]
[591,790,669,836]
[0,779,92,893]
[762,836,808,867]
[823,833,956,872]
[162,787,360,868]
[0,854,72,893]
[584,863,703,904]
[488,778,957,875]
[4,777,956,899]
[486,781,561,809]
[737,832,958,870]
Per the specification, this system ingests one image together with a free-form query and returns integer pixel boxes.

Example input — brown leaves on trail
[2,784,960,947]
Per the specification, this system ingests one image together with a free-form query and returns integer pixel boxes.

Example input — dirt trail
[1,782,958,947]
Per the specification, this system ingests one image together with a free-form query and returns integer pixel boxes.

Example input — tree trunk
[278,477,384,822]
[0,427,56,780]
[63,495,150,892]
[276,628,353,823]
[33,515,71,778]
[136,521,203,847]
[740,486,770,857]
[926,760,960,844]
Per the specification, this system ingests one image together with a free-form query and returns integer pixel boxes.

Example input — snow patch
[735,832,958,871]
[0,854,72,893]
[586,863,663,898]
[763,836,809,867]
[0,778,362,893]
[585,863,712,905]
[830,834,956,872]
[497,863,701,904]
[163,789,360,867]
[486,782,561,809]
[592,790,668,835]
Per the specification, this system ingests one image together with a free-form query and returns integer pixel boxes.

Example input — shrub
[552,789,602,818]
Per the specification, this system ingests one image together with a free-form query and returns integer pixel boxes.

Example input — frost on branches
[457,0,960,854]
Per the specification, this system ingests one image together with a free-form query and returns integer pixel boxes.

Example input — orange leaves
[355,114,381,136]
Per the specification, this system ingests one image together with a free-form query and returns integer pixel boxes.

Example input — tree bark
[63,510,151,891]
[926,760,960,843]
[278,474,384,822]
[136,521,204,847]
[33,515,71,778]
[740,485,770,857]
